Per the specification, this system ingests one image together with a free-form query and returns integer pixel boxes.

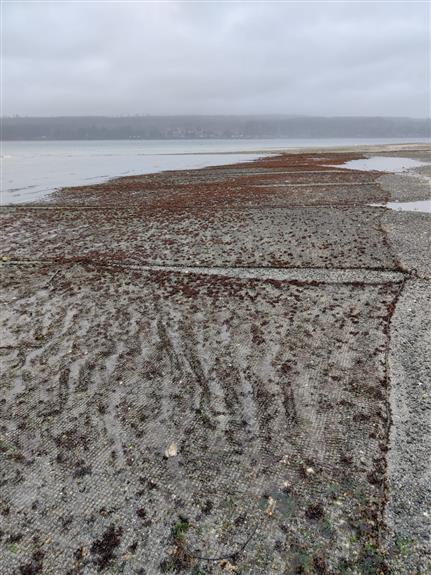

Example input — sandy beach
[1,144,430,574]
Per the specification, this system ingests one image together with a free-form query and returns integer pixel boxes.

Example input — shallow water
[1,138,429,204]
[337,156,429,173]
[370,199,431,214]
[1,141,265,204]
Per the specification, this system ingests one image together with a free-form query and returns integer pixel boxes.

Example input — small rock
[265,496,276,516]
[164,442,178,458]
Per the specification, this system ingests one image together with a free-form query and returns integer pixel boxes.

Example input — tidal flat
[1,144,430,574]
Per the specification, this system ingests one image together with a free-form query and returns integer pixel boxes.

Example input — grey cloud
[3,1,430,117]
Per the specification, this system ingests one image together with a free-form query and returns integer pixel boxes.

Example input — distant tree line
[1,115,430,140]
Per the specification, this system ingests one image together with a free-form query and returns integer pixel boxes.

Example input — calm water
[336,156,429,172]
[370,199,431,214]
[1,138,429,204]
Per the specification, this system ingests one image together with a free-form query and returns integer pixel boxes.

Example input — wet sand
[1,144,430,574]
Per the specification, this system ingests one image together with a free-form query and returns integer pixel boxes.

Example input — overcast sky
[3,1,430,117]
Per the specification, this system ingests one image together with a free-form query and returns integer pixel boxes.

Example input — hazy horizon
[2,114,430,120]
[3,115,429,141]
[3,1,430,118]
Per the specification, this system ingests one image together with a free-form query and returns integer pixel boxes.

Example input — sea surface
[1,138,429,204]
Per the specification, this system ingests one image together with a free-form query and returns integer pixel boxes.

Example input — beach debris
[44,269,61,288]
[305,466,315,476]
[220,559,238,573]
[164,442,178,458]
[1,256,10,262]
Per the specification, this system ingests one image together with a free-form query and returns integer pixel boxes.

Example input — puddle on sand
[370,199,431,214]
[335,156,429,173]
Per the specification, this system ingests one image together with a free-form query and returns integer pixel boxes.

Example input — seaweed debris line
[1,144,430,575]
